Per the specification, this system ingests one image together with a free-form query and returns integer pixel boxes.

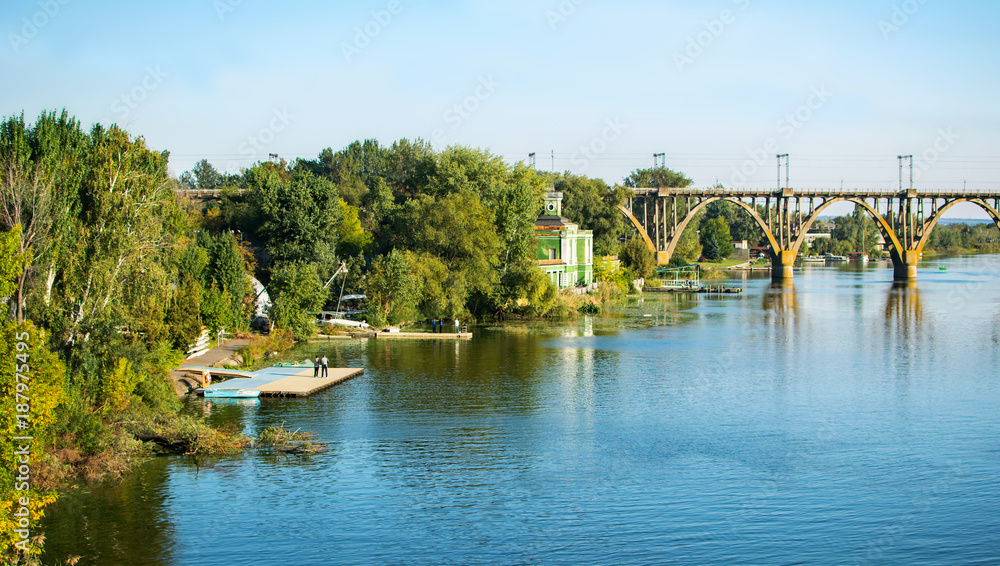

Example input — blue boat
[203,388,262,399]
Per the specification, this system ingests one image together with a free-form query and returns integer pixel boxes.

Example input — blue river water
[42,256,1000,565]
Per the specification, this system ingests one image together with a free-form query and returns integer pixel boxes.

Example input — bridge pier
[893,250,920,281]
[771,250,796,280]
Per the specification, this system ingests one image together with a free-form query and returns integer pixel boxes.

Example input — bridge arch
[619,197,780,262]
[662,197,779,260]
[914,198,1000,255]
[618,205,655,252]
[792,197,904,259]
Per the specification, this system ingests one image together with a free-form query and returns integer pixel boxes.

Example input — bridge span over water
[621,187,1000,281]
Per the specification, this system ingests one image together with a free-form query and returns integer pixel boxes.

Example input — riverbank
[171,338,250,395]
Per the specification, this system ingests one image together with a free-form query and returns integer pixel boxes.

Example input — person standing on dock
[454,318,460,334]
[313,356,320,377]
[432,318,437,333]
[321,355,329,378]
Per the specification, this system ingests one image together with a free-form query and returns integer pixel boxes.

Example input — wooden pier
[187,366,365,398]
[358,331,473,340]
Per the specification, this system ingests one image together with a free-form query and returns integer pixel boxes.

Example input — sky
[2,0,998,217]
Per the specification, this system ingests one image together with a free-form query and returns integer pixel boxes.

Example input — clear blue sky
[2,0,998,215]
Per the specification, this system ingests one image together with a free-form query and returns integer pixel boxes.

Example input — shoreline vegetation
[2,109,997,563]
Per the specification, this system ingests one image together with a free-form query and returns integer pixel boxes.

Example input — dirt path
[171,339,250,395]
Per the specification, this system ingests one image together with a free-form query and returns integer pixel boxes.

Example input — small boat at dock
[203,388,261,399]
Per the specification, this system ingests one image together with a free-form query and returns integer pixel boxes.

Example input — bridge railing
[630,188,1000,199]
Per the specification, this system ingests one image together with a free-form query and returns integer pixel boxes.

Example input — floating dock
[646,286,743,294]
[185,365,364,398]
[356,331,473,340]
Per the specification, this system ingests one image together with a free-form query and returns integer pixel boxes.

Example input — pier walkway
[182,365,365,397]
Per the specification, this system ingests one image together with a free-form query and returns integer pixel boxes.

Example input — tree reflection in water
[40,458,175,566]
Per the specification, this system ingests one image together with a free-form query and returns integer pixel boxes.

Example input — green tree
[395,192,501,300]
[624,167,692,189]
[490,166,544,276]
[361,177,397,247]
[200,285,237,335]
[268,262,325,341]
[176,242,209,287]
[191,159,222,192]
[166,278,202,349]
[552,173,630,256]
[704,199,761,244]
[403,251,466,319]
[500,258,559,316]
[594,255,629,293]
[208,232,249,299]
[0,110,88,323]
[700,216,734,260]
[52,124,173,346]
[672,212,704,264]
[702,234,722,260]
[365,249,420,327]
[336,198,373,258]
[619,237,655,279]
[244,165,341,269]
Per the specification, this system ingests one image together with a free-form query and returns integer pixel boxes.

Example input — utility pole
[898,155,913,191]
[653,153,665,188]
[528,152,536,169]
[776,154,789,191]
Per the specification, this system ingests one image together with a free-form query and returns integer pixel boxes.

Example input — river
[41,255,1000,565]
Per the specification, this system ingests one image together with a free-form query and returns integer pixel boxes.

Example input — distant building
[535,191,594,288]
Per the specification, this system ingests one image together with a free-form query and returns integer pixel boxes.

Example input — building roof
[535,214,572,228]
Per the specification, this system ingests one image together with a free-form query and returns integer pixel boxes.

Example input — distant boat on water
[847,252,869,263]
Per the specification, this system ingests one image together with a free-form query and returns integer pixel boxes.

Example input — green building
[535,191,594,288]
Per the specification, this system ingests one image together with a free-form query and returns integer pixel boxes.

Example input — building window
[548,248,557,260]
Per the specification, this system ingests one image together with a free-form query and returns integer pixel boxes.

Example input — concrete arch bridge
[620,187,1000,281]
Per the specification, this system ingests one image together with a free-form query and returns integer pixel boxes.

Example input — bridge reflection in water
[763,280,798,322]
[622,187,1000,281]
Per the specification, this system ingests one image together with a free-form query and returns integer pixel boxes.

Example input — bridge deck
[630,187,1000,199]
